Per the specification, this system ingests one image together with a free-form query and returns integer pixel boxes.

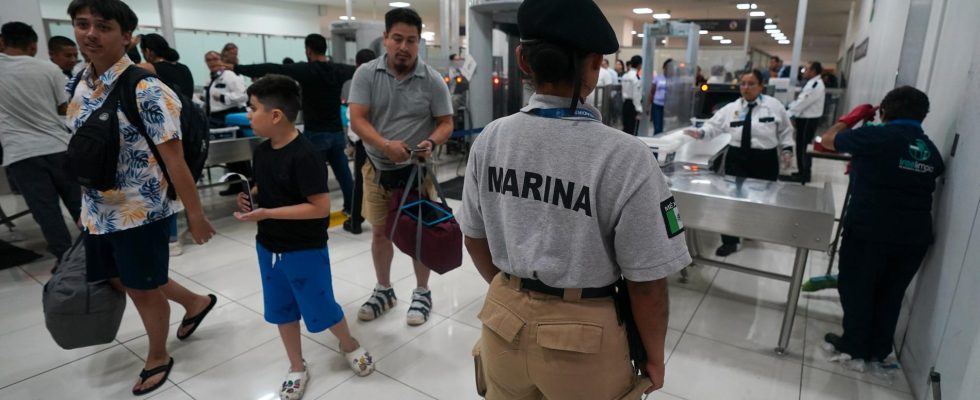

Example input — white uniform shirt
[788,75,826,118]
[202,70,247,114]
[699,95,795,150]
[0,53,70,166]
[620,68,643,113]
[584,66,617,106]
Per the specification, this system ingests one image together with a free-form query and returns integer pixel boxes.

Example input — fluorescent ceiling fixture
[653,13,671,19]
[339,15,355,20]
[750,11,766,16]
[764,24,777,29]
[637,33,646,38]
[767,29,781,34]
[720,39,733,44]
[633,8,653,14]
[661,39,667,44]
[736,3,758,10]
[778,40,791,44]
[389,2,410,7]
[765,18,773,23]
[711,35,724,40]
[699,30,708,34]
[631,30,637,35]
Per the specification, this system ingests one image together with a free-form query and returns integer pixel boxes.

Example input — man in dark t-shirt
[232,33,357,219]
[818,86,945,365]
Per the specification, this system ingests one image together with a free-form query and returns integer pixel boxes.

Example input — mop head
[802,274,838,292]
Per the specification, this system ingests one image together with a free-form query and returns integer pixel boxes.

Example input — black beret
[517,0,619,55]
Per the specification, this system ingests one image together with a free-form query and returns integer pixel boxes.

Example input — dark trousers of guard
[622,99,638,135]
[6,152,81,259]
[793,117,820,182]
[349,140,367,225]
[720,146,779,247]
[836,234,928,361]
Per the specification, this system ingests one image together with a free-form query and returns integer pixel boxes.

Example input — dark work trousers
[720,146,779,246]
[210,107,252,185]
[306,130,354,215]
[622,99,638,136]
[349,140,367,224]
[6,152,82,259]
[835,234,928,361]
[652,104,665,134]
[793,117,821,182]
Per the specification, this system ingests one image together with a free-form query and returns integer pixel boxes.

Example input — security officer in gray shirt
[459,0,691,398]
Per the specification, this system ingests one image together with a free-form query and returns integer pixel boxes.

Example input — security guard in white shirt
[201,50,248,127]
[685,69,795,256]
[787,61,826,183]
[620,55,643,135]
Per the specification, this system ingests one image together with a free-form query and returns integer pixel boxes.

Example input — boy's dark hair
[48,35,77,52]
[385,8,423,35]
[0,22,38,49]
[809,61,823,74]
[305,34,327,55]
[140,33,180,62]
[67,0,139,34]
[880,86,930,122]
[741,69,765,85]
[247,74,302,123]
[355,49,377,65]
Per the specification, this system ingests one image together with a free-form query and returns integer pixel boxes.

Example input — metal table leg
[776,248,809,355]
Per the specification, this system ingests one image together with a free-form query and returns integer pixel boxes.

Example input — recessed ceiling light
[661,39,667,44]
[653,13,671,19]
[389,2,410,7]
[765,18,773,23]
[699,30,708,34]
[633,8,653,14]
[764,24,777,29]
[422,24,426,28]
[711,35,724,40]
[778,40,790,44]
[767,29,781,34]
[720,39,733,44]
[339,15,355,20]
[631,30,637,35]
[750,11,765,17]
[637,33,646,38]
[736,3,752,10]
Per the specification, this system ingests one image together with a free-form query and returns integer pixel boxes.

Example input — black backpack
[68,66,209,199]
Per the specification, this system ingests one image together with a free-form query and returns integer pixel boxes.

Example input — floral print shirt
[66,56,184,234]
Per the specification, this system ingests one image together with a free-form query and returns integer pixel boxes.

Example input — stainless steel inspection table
[664,165,836,354]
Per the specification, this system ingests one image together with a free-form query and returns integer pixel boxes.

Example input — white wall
[839,0,911,111]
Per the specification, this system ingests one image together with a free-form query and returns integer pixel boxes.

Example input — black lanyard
[526,107,600,122]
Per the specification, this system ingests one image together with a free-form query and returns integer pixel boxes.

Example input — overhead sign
[686,19,767,32]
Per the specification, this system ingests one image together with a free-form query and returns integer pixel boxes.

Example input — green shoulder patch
[660,197,684,238]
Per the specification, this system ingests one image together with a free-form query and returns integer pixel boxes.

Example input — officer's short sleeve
[347,63,373,106]
[614,160,692,282]
[458,138,486,238]
[834,126,887,156]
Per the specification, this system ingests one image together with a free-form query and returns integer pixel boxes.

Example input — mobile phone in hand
[240,180,255,210]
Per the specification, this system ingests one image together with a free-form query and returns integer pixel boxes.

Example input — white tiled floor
[0,158,915,399]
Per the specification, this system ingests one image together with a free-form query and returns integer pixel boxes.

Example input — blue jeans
[652,104,665,134]
[305,130,354,214]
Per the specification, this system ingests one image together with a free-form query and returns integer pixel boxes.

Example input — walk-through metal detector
[330,21,385,65]
[467,0,524,130]
[638,21,701,136]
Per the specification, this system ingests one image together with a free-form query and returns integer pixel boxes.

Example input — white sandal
[279,361,309,400]
[345,347,375,377]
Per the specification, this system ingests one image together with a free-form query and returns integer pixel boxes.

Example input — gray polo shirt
[459,94,691,288]
[348,55,453,171]
[0,54,70,166]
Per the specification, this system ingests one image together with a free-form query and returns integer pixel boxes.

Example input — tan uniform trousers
[474,273,651,400]
[361,161,437,227]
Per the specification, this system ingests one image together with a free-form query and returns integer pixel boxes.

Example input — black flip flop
[132,357,174,396]
[177,294,217,341]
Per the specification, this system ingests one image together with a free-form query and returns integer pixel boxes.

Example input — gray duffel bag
[43,233,126,349]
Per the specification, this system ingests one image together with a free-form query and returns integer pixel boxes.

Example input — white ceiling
[286,0,852,62]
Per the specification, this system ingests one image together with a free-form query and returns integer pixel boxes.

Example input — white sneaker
[168,240,183,257]
[406,288,432,326]
[345,347,375,377]
[279,362,308,400]
[358,285,397,321]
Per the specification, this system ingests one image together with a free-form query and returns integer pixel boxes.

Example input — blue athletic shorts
[256,243,345,333]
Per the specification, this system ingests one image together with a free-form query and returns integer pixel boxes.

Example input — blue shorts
[85,215,172,290]
[257,243,344,333]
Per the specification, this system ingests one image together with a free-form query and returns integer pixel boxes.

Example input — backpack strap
[117,66,178,199]
[66,69,86,99]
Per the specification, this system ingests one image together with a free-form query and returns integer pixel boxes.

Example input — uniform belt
[504,273,615,299]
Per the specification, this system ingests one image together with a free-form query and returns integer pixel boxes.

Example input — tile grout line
[0,342,125,392]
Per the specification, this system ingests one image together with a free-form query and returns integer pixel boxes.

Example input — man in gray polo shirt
[0,22,81,260]
[348,8,453,326]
